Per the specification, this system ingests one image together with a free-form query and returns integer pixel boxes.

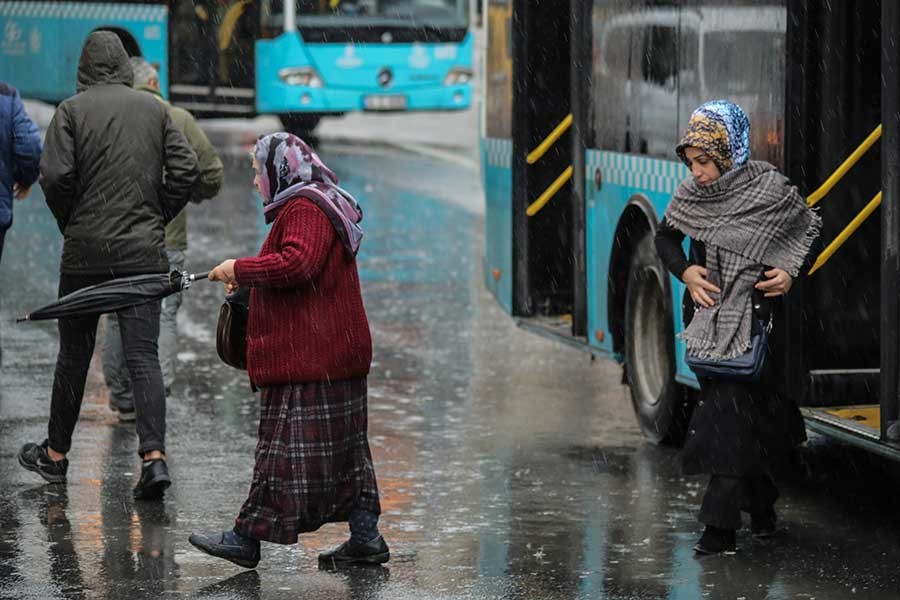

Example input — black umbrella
[17,270,210,322]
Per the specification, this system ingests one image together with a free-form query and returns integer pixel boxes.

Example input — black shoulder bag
[216,287,250,370]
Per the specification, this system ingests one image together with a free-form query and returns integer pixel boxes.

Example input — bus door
[785,1,889,442]
[510,0,584,340]
[168,0,259,116]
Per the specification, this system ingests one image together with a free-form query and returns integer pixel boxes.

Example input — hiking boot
[132,458,171,500]
[318,535,390,565]
[17,441,68,484]
[751,508,778,538]
[694,526,737,555]
[188,529,261,569]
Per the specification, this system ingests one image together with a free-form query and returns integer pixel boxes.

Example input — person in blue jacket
[0,81,42,263]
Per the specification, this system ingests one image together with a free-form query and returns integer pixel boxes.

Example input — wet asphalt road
[2,131,900,599]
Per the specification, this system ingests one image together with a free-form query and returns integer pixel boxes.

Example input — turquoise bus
[0,0,473,132]
[481,0,900,458]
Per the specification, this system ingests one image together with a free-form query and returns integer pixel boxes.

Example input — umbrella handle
[189,271,210,281]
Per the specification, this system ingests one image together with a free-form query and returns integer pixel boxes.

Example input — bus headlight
[443,67,473,86]
[278,67,324,88]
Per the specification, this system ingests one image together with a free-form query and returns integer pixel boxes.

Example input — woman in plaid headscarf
[189,133,388,569]
[655,101,822,555]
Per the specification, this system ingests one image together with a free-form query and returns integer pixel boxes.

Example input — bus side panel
[256,32,473,114]
[0,3,167,103]
[482,137,513,313]
[585,148,696,383]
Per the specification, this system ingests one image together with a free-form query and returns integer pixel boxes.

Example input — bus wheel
[624,231,690,444]
[279,114,322,136]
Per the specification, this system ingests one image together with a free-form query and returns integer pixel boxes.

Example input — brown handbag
[216,287,249,370]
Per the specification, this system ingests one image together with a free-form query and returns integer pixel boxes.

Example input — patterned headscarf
[254,132,364,256]
[675,100,750,174]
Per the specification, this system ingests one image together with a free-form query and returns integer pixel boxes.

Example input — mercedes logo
[377,67,393,88]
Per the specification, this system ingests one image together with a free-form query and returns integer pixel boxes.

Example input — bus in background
[0,0,473,133]
[481,0,900,459]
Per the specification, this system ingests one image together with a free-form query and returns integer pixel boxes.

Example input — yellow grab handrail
[527,166,573,217]
[807,125,882,207]
[808,191,882,275]
[527,114,573,165]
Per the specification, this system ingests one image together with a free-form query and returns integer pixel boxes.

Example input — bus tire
[624,231,691,444]
[279,113,322,135]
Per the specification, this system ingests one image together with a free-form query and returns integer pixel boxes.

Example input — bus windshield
[296,0,469,28]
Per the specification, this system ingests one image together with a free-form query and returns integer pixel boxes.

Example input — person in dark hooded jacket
[16,31,199,501]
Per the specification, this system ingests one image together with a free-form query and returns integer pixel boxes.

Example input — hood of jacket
[76,31,133,93]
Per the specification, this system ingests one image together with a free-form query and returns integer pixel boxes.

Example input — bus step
[802,406,879,438]
[515,316,593,356]
[801,406,900,462]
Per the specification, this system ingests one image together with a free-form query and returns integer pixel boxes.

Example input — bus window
[485,0,512,138]
[591,0,637,154]
[677,21,700,135]
[641,25,677,88]
[169,0,217,87]
[636,19,678,158]
[296,0,468,26]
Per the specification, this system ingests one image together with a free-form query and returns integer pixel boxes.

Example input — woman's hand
[209,259,238,293]
[755,268,793,297]
[682,265,721,308]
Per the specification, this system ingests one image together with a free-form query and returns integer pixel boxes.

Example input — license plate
[364,95,408,111]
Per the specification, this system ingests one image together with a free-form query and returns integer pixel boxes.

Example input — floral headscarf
[675,100,750,174]
[254,132,364,256]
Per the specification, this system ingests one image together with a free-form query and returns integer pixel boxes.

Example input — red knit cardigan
[233,197,372,386]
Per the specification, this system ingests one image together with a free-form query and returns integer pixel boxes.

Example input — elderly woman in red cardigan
[188,133,387,569]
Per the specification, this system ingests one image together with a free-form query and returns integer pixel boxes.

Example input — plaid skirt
[233,376,381,544]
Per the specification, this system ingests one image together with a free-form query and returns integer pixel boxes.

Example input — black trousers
[49,273,166,456]
[698,473,779,530]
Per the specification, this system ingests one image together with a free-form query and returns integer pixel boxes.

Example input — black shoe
[694,526,737,555]
[18,441,68,484]
[132,459,171,500]
[751,508,778,538]
[318,535,390,565]
[188,529,261,569]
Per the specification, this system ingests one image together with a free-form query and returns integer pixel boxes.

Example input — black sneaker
[132,459,171,500]
[188,529,261,569]
[17,441,68,483]
[694,526,737,555]
[751,508,778,538]
[318,535,390,565]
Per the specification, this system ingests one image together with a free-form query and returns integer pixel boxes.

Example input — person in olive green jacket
[103,57,224,419]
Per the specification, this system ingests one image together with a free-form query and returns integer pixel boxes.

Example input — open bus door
[785,0,900,458]
[509,0,588,345]
[167,0,258,117]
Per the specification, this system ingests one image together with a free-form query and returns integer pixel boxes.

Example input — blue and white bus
[0,0,473,131]
[482,0,900,459]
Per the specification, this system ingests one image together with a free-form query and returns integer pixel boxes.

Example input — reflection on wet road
[2,140,900,599]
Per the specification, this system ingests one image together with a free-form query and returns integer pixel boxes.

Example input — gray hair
[129,56,159,88]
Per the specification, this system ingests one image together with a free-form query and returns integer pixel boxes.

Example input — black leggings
[49,273,166,456]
